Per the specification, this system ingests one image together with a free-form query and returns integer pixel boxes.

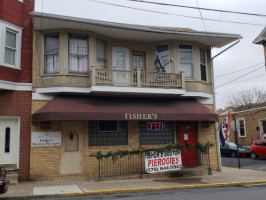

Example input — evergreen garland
[90,142,214,161]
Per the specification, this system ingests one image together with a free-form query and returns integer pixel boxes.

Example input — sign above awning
[32,95,218,122]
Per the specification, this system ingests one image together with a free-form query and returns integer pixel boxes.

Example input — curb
[65,180,266,197]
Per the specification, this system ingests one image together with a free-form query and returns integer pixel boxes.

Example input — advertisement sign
[32,131,61,147]
[144,149,182,173]
[147,122,164,130]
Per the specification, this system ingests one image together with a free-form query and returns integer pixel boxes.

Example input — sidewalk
[1,167,266,199]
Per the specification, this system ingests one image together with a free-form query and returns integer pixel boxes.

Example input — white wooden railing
[90,66,184,89]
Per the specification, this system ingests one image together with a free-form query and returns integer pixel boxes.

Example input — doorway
[60,121,83,174]
[179,123,197,167]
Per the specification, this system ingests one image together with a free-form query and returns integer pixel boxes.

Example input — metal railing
[91,66,184,89]
[95,149,209,180]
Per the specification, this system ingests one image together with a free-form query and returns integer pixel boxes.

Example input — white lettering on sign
[125,113,158,120]
[32,131,61,147]
[144,150,182,173]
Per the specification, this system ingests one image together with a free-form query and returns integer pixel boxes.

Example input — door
[0,118,19,168]
[179,123,197,167]
[261,120,266,139]
[112,47,130,85]
[60,121,83,174]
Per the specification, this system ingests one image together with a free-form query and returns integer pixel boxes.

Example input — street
[221,156,266,170]
[6,185,266,200]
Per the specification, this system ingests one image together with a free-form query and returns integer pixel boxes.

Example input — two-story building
[30,12,241,180]
[0,0,34,181]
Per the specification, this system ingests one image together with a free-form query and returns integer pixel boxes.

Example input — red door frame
[178,122,197,167]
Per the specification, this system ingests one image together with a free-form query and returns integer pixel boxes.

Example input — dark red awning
[32,96,218,122]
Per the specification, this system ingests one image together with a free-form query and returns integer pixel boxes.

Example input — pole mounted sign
[144,150,182,173]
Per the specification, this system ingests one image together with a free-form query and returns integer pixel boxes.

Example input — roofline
[31,12,242,40]
[253,26,266,44]
[219,106,266,116]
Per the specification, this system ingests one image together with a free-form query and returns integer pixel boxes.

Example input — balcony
[91,66,185,89]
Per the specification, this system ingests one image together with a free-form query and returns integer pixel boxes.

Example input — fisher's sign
[144,150,182,173]
[125,113,158,120]
[32,131,61,147]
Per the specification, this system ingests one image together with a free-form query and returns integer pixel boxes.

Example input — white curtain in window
[46,55,59,74]
[69,37,88,73]
[5,31,16,65]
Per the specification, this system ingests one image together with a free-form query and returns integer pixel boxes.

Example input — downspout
[211,39,240,172]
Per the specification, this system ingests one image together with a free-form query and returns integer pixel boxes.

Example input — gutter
[210,39,241,172]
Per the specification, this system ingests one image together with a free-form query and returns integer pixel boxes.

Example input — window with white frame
[179,45,194,79]
[68,35,88,74]
[0,21,22,69]
[200,48,207,82]
[45,34,59,74]
[96,39,107,68]
[239,118,246,137]
[133,52,145,70]
[155,45,170,73]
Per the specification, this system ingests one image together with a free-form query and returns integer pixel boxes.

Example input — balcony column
[91,66,96,86]
[137,68,141,87]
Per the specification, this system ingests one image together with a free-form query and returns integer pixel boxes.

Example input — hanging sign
[144,149,182,173]
[147,122,164,130]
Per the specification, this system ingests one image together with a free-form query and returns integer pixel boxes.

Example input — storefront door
[0,118,19,168]
[60,121,83,174]
[179,123,197,167]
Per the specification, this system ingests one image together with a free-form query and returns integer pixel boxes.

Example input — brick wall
[0,90,32,180]
[219,108,266,146]
[0,0,34,83]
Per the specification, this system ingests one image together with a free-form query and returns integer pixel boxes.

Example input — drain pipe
[211,39,240,172]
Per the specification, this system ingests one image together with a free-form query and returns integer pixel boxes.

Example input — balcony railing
[91,66,185,89]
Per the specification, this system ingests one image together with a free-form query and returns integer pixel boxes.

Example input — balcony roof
[31,12,242,48]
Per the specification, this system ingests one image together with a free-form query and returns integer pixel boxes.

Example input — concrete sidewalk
[1,167,266,199]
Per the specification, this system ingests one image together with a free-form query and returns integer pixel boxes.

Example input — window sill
[41,74,90,77]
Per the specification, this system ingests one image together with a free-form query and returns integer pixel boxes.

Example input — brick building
[0,0,34,181]
[219,107,266,146]
[29,12,241,180]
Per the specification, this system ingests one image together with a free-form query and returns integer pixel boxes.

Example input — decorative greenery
[89,142,214,162]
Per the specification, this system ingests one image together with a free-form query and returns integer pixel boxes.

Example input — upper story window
[179,45,194,79]
[0,21,22,69]
[69,35,88,74]
[45,34,59,74]
[200,48,207,82]
[155,45,170,73]
[96,39,107,68]
[133,52,145,70]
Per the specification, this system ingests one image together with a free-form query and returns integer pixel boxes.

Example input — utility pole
[233,114,241,169]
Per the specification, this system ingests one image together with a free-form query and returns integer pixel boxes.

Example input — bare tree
[226,88,266,111]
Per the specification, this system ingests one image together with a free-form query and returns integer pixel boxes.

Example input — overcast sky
[35,0,266,109]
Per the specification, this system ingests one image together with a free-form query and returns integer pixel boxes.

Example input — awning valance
[32,96,218,122]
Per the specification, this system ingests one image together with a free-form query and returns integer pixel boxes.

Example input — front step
[6,169,19,185]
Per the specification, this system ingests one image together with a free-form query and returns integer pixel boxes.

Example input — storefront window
[139,121,174,145]
[89,121,127,146]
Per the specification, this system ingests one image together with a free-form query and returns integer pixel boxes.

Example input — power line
[125,0,266,18]
[215,62,264,78]
[84,0,266,27]
[216,83,266,101]
[215,66,265,88]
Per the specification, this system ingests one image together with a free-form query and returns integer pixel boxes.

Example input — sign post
[231,114,241,169]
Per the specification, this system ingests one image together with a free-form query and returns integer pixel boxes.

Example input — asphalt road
[221,156,266,170]
[9,185,266,200]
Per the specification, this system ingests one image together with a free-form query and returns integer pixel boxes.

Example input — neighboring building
[30,12,241,180]
[0,0,34,181]
[219,107,266,146]
[253,26,266,67]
